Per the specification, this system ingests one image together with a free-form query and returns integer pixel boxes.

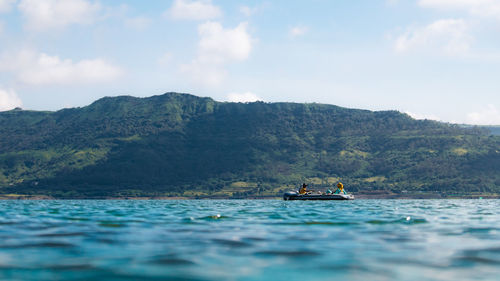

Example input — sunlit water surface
[0,199,499,281]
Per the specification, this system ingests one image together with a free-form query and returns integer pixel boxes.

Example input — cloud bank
[18,0,101,31]
[0,88,22,111]
[0,50,123,85]
[419,0,500,20]
[395,19,471,55]
[0,0,15,13]
[227,92,262,103]
[182,21,252,86]
[166,0,221,21]
[197,21,251,63]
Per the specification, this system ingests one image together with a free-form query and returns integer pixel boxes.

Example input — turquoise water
[0,200,499,281]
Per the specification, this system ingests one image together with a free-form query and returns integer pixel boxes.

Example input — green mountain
[1,92,499,198]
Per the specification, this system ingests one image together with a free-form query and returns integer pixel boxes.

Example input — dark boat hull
[283,192,354,201]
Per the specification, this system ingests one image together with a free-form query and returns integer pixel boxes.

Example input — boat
[283,191,354,201]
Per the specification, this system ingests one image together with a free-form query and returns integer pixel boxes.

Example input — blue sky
[0,0,500,125]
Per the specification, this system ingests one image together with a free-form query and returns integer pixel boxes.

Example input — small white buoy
[406,216,411,221]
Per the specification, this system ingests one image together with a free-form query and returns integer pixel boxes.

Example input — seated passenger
[299,183,308,194]
[334,182,347,195]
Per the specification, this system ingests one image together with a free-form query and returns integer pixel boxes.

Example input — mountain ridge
[1,92,499,198]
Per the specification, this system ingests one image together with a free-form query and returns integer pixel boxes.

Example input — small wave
[153,257,196,266]
[182,217,197,223]
[272,221,358,226]
[453,256,500,265]
[99,221,126,228]
[379,258,447,269]
[365,218,427,225]
[198,215,231,221]
[37,232,86,238]
[462,247,500,255]
[97,238,118,244]
[62,217,90,222]
[105,210,126,217]
[318,263,394,277]
[0,242,75,249]
[47,264,96,271]
[212,238,252,248]
[452,247,500,266]
[243,236,267,241]
[463,227,499,233]
[268,214,284,219]
[305,221,358,226]
[255,250,321,257]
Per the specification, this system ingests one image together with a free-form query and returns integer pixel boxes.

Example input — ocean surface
[0,199,499,281]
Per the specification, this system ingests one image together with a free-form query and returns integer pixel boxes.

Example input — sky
[0,0,500,125]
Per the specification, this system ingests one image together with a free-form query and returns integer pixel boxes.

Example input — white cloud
[227,92,262,103]
[18,0,100,31]
[419,0,500,20]
[0,50,123,85]
[240,5,257,17]
[0,88,22,111]
[394,19,472,55]
[166,0,221,21]
[0,0,16,13]
[466,104,500,125]
[125,16,151,30]
[181,21,252,86]
[405,111,442,121]
[289,25,308,37]
[240,3,270,17]
[197,21,251,63]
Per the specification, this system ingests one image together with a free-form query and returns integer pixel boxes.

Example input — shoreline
[1,194,499,200]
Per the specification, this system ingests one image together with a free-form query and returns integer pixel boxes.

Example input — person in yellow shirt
[299,183,308,194]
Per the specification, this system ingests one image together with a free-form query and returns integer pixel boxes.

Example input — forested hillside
[1,92,499,198]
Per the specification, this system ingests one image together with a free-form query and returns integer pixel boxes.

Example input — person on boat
[334,182,347,195]
[299,183,308,194]
[326,187,333,194]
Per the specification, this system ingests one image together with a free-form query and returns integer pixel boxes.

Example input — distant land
[483,126,500,136]
[1,92,499,199]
